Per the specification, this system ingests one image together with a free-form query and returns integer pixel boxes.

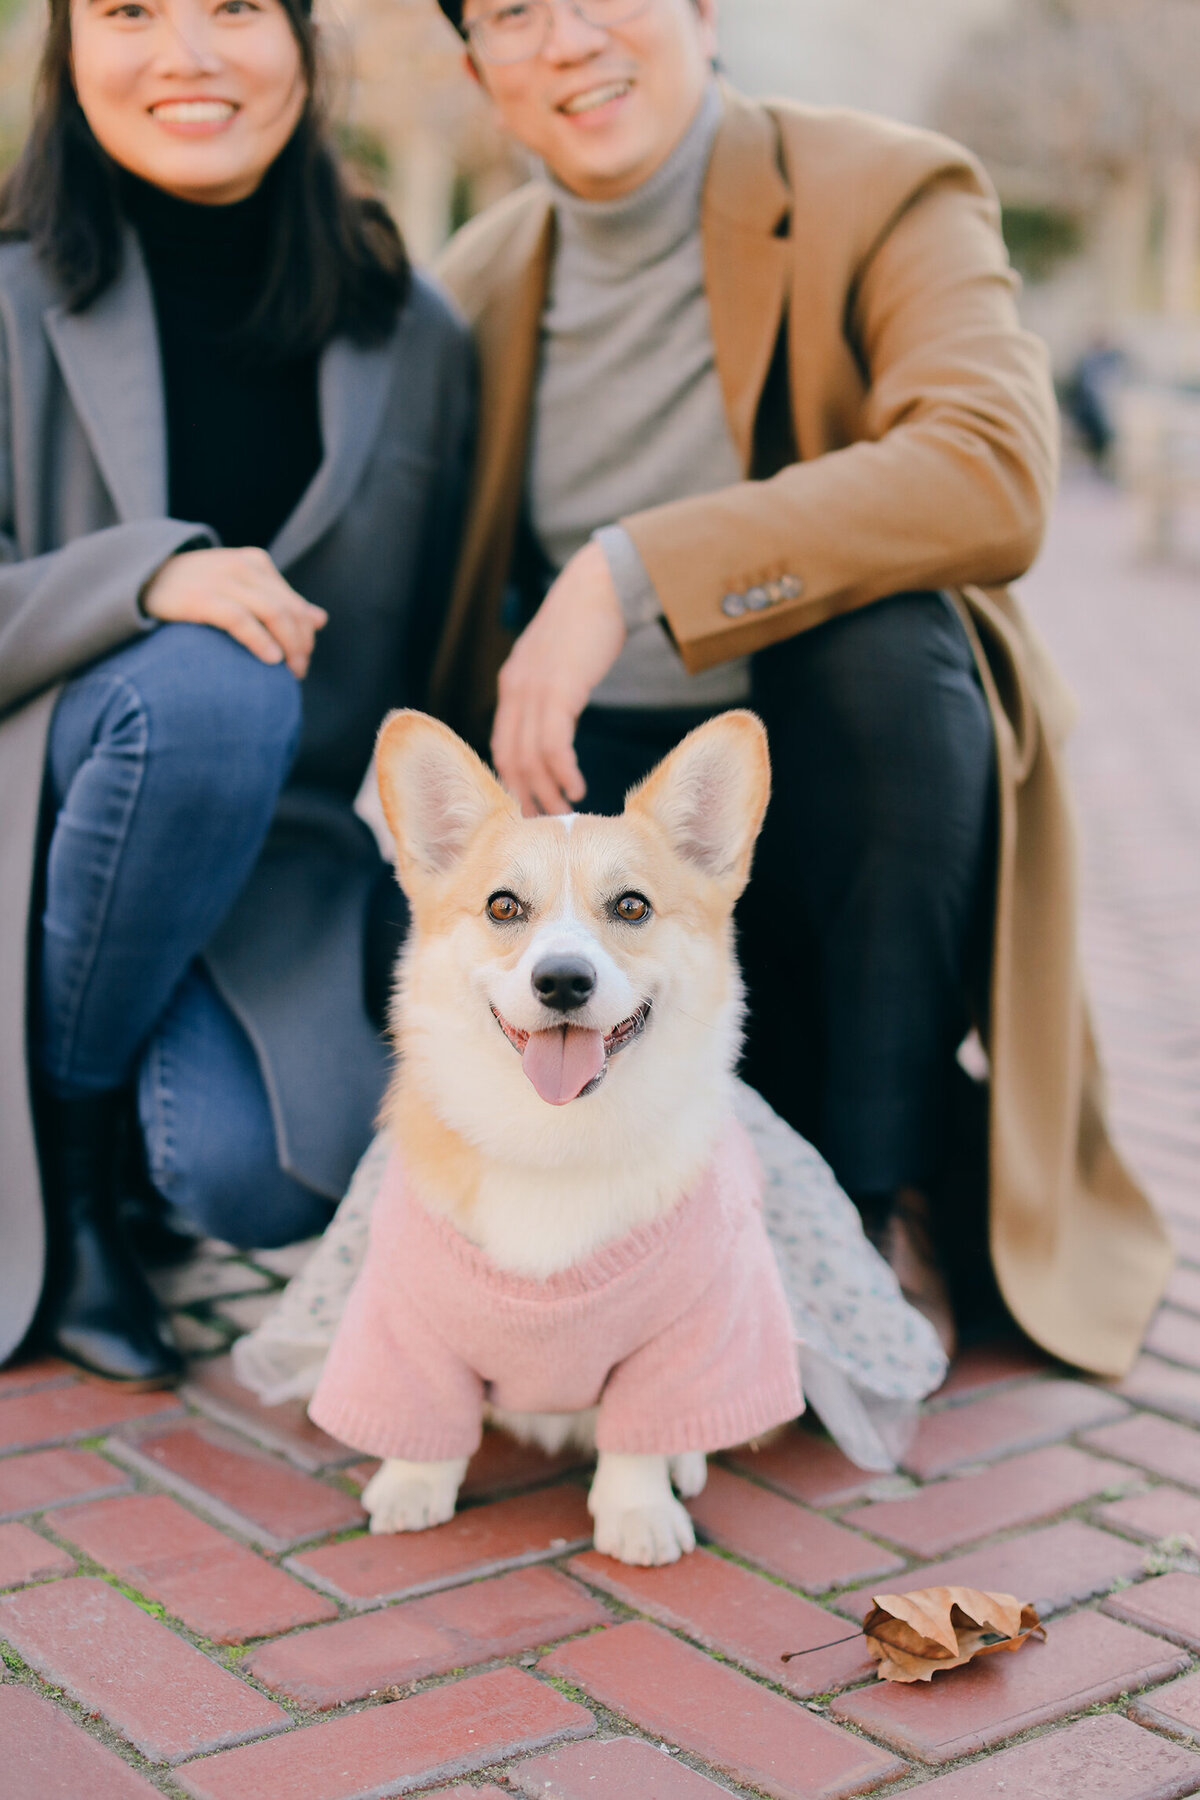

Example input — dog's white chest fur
[459,1101,724,1277]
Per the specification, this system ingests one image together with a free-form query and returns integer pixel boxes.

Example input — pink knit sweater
[309,1119,803,1461]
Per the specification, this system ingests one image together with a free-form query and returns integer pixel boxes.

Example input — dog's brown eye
[614,893,650,923]
[487,892,523,923]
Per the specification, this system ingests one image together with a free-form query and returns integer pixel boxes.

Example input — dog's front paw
[361,1457,468,1533]
[592,1494,696,1566]
[669,1451,708,1499]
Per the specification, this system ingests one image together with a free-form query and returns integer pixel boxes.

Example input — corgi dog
[309,708,802,1566]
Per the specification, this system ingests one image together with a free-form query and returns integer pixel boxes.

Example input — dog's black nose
[531,956,596,1013]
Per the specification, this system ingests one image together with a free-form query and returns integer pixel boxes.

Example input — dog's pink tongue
[522,1025,605,1105]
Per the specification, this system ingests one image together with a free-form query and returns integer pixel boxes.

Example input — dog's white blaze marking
[488,854,637,1037]
[525,892,596,966]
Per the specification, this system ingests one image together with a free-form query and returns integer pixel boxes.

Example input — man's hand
[142,547,328,680]
[491,538,627,815]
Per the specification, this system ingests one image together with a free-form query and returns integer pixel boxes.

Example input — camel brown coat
[431,88,1172,1379]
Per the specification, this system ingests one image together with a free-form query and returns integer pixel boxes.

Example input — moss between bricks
[328,1471,366,1498]
[319,1523,369,1548]
[1084,1691,1134,1716]
[33,1536,186,1639]
[98,1574,168,1620]
[540,1672,589,1705]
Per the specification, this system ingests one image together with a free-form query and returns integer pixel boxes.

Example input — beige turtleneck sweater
[528,83,751,710]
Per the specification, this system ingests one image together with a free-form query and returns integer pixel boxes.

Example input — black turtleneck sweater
[121,173,322,551]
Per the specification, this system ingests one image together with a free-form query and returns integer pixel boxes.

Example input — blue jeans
[35,623,332,1246]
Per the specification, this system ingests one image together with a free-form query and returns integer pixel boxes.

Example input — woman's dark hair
[0,0,410,358]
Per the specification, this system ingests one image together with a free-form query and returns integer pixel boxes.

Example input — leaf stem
[781,1631,865,1662]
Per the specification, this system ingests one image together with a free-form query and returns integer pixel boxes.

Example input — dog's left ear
[627,710,771,898]
[376,710,516,887]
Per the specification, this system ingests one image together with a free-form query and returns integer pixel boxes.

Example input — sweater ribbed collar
[118,168,273,286]
[548,80,721,276]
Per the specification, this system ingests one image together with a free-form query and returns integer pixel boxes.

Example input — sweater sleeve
[308,1222,485,1464]
[621,166,1058,673]
[592,524,662,632]
[595,1208,803,1457]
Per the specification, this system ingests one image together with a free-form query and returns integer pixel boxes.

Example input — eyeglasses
[461,0,653,66]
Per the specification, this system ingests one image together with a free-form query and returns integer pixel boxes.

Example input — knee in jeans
[167,1137,330,1249]
[148,623,301,767]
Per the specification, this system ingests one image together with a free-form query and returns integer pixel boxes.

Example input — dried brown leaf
[862,1586,1045,1683]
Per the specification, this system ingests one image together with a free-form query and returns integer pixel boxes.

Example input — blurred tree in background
[935,0,1200,319]
[318,0,525,260]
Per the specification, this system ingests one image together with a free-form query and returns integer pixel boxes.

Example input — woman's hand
[491,540,627,816]
[142,547,328,680]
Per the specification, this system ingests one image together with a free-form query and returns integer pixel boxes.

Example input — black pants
[574,591,996,1202]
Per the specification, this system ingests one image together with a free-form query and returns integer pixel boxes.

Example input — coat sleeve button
[745,586,769,611]
[779,575,805,599]
[721,592,747,618]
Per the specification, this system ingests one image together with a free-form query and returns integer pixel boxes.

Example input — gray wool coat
[0,233,473,1364]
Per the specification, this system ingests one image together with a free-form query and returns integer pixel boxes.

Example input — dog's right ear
[627,709,771,899]
[375,711,516,885]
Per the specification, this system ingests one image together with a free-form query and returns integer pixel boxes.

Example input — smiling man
[425,0,1172,1373]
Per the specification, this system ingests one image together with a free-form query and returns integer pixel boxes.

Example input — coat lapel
[46,227,395,563]
[269,334,395,572]
[463,197,552,565]
[430,195,553,715]
[702,89,793,471]
[43,233,167,522]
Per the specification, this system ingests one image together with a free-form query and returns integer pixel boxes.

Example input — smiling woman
[3,0,406,349]
[0,0,474,1384]
[70,0,306,206]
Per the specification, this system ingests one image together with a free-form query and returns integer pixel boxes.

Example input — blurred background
[5,0,1195,533]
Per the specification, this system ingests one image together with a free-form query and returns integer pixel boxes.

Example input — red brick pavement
[1131,1669,1200,1744]
[53,1492,339,1643]
[0,1519,76,1588]
[2,480,1200,1795]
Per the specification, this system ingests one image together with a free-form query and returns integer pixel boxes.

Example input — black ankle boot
[117,1099,199,1270]
[34,1089,185,1387]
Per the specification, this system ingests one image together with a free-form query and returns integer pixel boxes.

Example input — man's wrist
[592,525,661,633]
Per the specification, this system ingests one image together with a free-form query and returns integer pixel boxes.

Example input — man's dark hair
[436,0,705,31]
[0,0,410,360]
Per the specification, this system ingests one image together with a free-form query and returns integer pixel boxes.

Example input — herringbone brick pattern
[3,478,1200,1797]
